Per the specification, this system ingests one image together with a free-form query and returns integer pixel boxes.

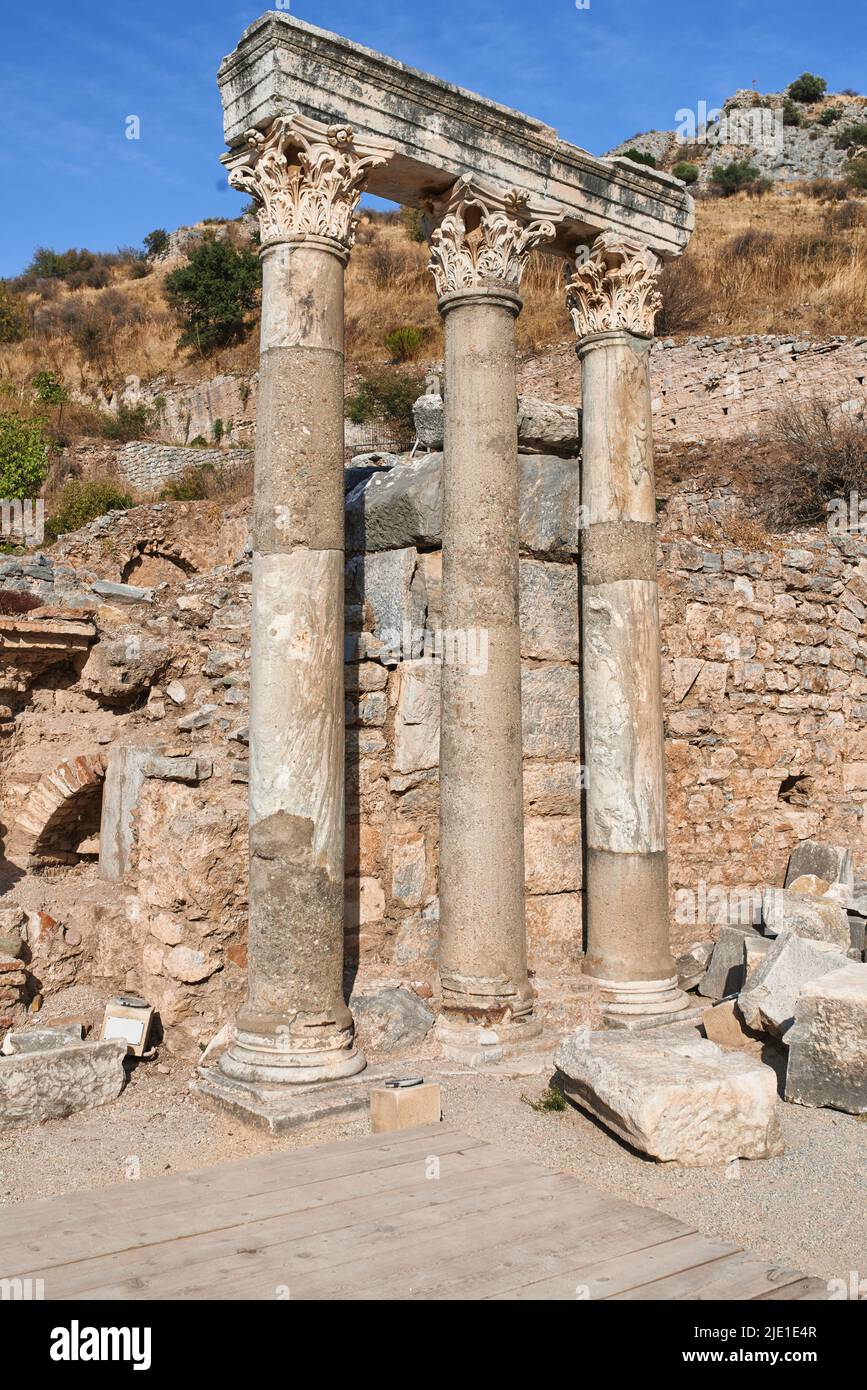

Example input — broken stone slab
[784,962,867,1115]
[1,1022,85,1054]
[784,840,854,894]
[554,1027,783,1166]
[143,754,213,784]
[762,887,851,951]
[702,999,768,1055]
[738,932,850,1040]
[676,940,714,992]
[698,925,767,1000]
[89,579,154,606]
[0,1038,127,1126]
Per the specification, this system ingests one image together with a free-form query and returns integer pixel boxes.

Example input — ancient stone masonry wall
[2,468,867,1052]
[518,335,867,444]
[117,443,253,493]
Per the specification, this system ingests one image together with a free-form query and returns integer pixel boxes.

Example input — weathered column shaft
[238,238,352,1069]
[215,115,392,1087]
[428,176,560,1062]
[438,285,531,1034]
[568,234,688,1022]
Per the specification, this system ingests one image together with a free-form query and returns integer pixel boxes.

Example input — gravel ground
[1,1037,863,1287]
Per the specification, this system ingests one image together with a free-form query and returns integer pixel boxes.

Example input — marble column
[217,115,393,1088]
[427,177,560,1063]
[567,233,689,1025]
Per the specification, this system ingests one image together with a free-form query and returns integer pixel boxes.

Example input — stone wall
[518,334,867,444]
[118,443,253,493]
[3,461,867,1053]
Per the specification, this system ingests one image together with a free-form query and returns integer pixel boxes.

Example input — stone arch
[6,753,107,864]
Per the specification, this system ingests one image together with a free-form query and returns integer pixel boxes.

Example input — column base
[587,974,695,1030]
[434,1012,544,1067]
[217,1022,366,1088]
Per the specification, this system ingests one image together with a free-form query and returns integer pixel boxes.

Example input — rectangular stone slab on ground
[784,963,867,1115]
[554,1027,783,1166]
[369,1082,442,1133]
[0,1039,127,1126]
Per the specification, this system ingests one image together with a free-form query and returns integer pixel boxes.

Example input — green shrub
[835,122,867,150]
[818,107,843,127]
[143,229,170,259]
[164,239,261,355]
[400,207,427,243]
[621,148,657,168]
[99,403,153,442]
[45,478,133,541]
[787,73,827,103]
[0,283,26,343]
[846,154,867,191]
[32,371,65,406]
[782,99,803,127]
[0,414,50,498]
[384,325,426,362]
[671,161,700,185]
[189,435,209,448]
[346,368,423,430]
[160,465,215,501]
[212,418,224,445]
[710,159,762,196]
[25,247,98,280]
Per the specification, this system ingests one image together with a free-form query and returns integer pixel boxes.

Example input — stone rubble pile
[556,838,865,1162]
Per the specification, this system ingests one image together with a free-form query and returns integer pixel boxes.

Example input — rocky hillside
[608,84,867,187]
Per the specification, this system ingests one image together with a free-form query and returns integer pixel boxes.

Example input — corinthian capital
[427,175,561,298]
[224,114,394,253]
[566,232,662,339]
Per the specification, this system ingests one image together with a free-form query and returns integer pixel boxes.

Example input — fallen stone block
[350,987,435,1053]
[739,933,850,1040]
[0,1038,127,1126]
[702,999,768,1055]
[744,935,772,977]
[676,940,714,992]
[784,963,867,1115]
[785,840,854,893]
[554,1028,783,1166]
[90,579,154,606]
[762,887,851,951]
[698,925,765,1000]
[787,874,831,896]
[1,1022,85,1055]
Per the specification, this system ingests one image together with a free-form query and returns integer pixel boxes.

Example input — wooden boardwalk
[0,1126,828,1300]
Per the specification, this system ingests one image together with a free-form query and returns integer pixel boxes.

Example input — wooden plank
[489,1233,736,1301]
[0,1129,486,1277]
[0,1122,453,1237]
[32,1151,539,1299]
[152,1177,648,1302]
[607,1251,826,1301]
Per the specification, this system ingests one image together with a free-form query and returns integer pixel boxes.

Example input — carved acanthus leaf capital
[224,114,394,253]
[427,175,561,297]
[566,232,662,339]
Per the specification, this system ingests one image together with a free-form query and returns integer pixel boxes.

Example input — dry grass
[2,190,866,417]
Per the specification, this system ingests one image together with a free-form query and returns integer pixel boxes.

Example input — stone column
[427,177,560,1063]
[567,233,688,1025]
[215,115,393,1090]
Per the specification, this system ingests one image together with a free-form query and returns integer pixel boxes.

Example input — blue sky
[0,0,862,277]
